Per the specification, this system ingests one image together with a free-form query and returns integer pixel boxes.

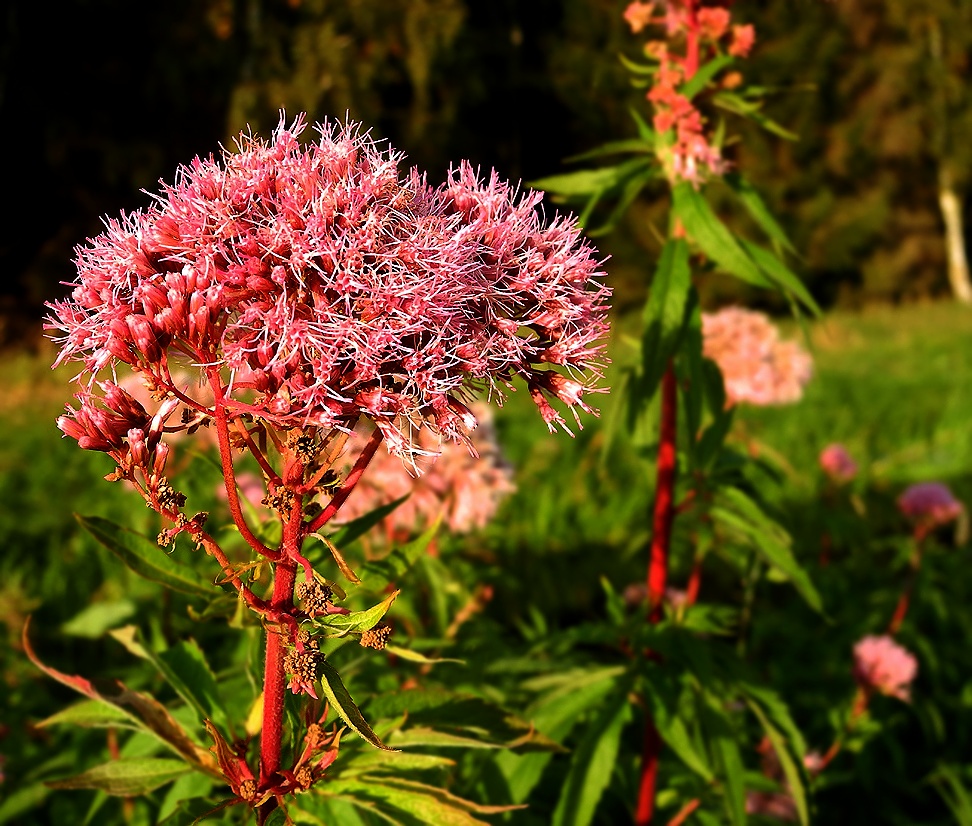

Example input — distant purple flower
[819,443,857,483]
[897,482,963,528]
[48,114,610,463]
[853,635,917,701]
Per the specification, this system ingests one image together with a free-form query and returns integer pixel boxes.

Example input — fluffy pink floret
[336,404,515,537]
[853,635,918,701]
[897,482,963,527]
[819,443,858,483]
[47,114,610,459]
[702,307,812,407]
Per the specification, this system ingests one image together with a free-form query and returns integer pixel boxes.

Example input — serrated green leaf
[319,660,390,750]
[157,772,215,823]
[46,758,191,796]
[641,238,692,399]
[712,92,798,140]
[552,684,632,826]
[323,590,399,637]
[530,157,654,200]
[264,809,288,826]
[643,679,713,781]
[77,515,211,597]
[680,55,734,100]
[587,167,659,236]
[38,699,141,730]
[565,139,655,163]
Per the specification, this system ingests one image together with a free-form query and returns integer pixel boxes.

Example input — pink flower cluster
[623,1,755,184]
[819,443,858,483]
[852,635,918,701]
[897,482,963,528]
[336,404,515,538]
[701,307,813,407]
[48,114,611,466]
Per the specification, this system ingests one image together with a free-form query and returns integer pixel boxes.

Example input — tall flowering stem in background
[46,115,609,821]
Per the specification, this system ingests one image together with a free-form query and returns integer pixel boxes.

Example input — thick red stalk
[637,363,679,825]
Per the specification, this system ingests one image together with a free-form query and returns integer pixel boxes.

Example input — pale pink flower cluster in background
[623,1,755,185]
[819,443,858,484]
[336,404,515,538]
[897,482,963,528]
[48,114,611,477]
[701,307,813,407]
[853,635,918,701]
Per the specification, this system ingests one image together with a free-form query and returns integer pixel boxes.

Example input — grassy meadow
[2,300,972,824]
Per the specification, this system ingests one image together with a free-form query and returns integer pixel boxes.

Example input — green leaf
[710,489,823,613]
[705,708,747,826]
[712,91,798,140]
[619,53,657,76]
[0,783,50,825]
[357,519,441,591]
[640,238,692,399]
[671,183,772,291]
[643,678,713,781]
[110,627,227,729]
[565,139,655,164]
[319,660,390,750]
[552,684,632,826]
[739,240,819,315]
[588,167,659,236]
[323,590,399,637]
[746,700,808,826]
[38,699,140,731]
[46,758,192,796]
[61,600,136,638]
[330,494,410,547]
[383,645,464,665]
[77,515,211,597]
[157,772,215,823]
[264,810,288,826]
[680,55,734,100]
[723,173,796,255]
[530,158,654,200]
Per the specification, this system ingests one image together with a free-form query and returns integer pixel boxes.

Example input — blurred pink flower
[853,635,918,701]
[48,114,610,466]
[216,471,266,511]
[897,482,963,527]
[336,404,515,537]
[729,24,756,58]
[802,750,825,775]
[702,307,812,407]
[745,791,797,822]
[819,443,857,483]
[623,1,656,33]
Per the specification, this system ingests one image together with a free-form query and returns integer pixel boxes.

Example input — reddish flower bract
[48,114,611,459]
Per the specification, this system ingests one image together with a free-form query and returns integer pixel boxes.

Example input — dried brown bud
[263,487,295,513]
[157,530,171,548]
[157,478,187,510]
[360,623,392,651]
[296,579,333,616]
[295,765,314,790]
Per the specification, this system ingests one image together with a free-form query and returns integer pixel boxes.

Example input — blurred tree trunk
[929,13,972,303]
[938,167,972,303]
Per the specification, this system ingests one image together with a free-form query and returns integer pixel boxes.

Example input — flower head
[852,635,918,701]
[897,482,963,528]
[701,307,812,407]
[48,115,610,463]
[819,443,858,484]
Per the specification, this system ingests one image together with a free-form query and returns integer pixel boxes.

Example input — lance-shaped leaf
[641,238,692,400]
[356,518,441,591]
[712,91,798,140]
[746,699,809,826]
[552,682,633,826]
[329,494,410,547]
[319,660,390,751]
[77,515,211,596]
[680,54,735,100]
[382,645,464,665]
[701,701,747,826]
[22,619,219,776]
[739,239,819,315]
[723,173,796,255]
[642,676,714,782]
[530,157,655,200]
[46,758,192,796]
[322,590,399,638]
[111,627,228,729]
[38,700,138,731]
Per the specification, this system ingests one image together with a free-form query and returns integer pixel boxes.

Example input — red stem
[647,365,679,623]
[888,533,926,635]
[685,557,702,606]
[306,426,384,533]
[684,0,700,79]
[667,798,701,826]
[637,363,679,825]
